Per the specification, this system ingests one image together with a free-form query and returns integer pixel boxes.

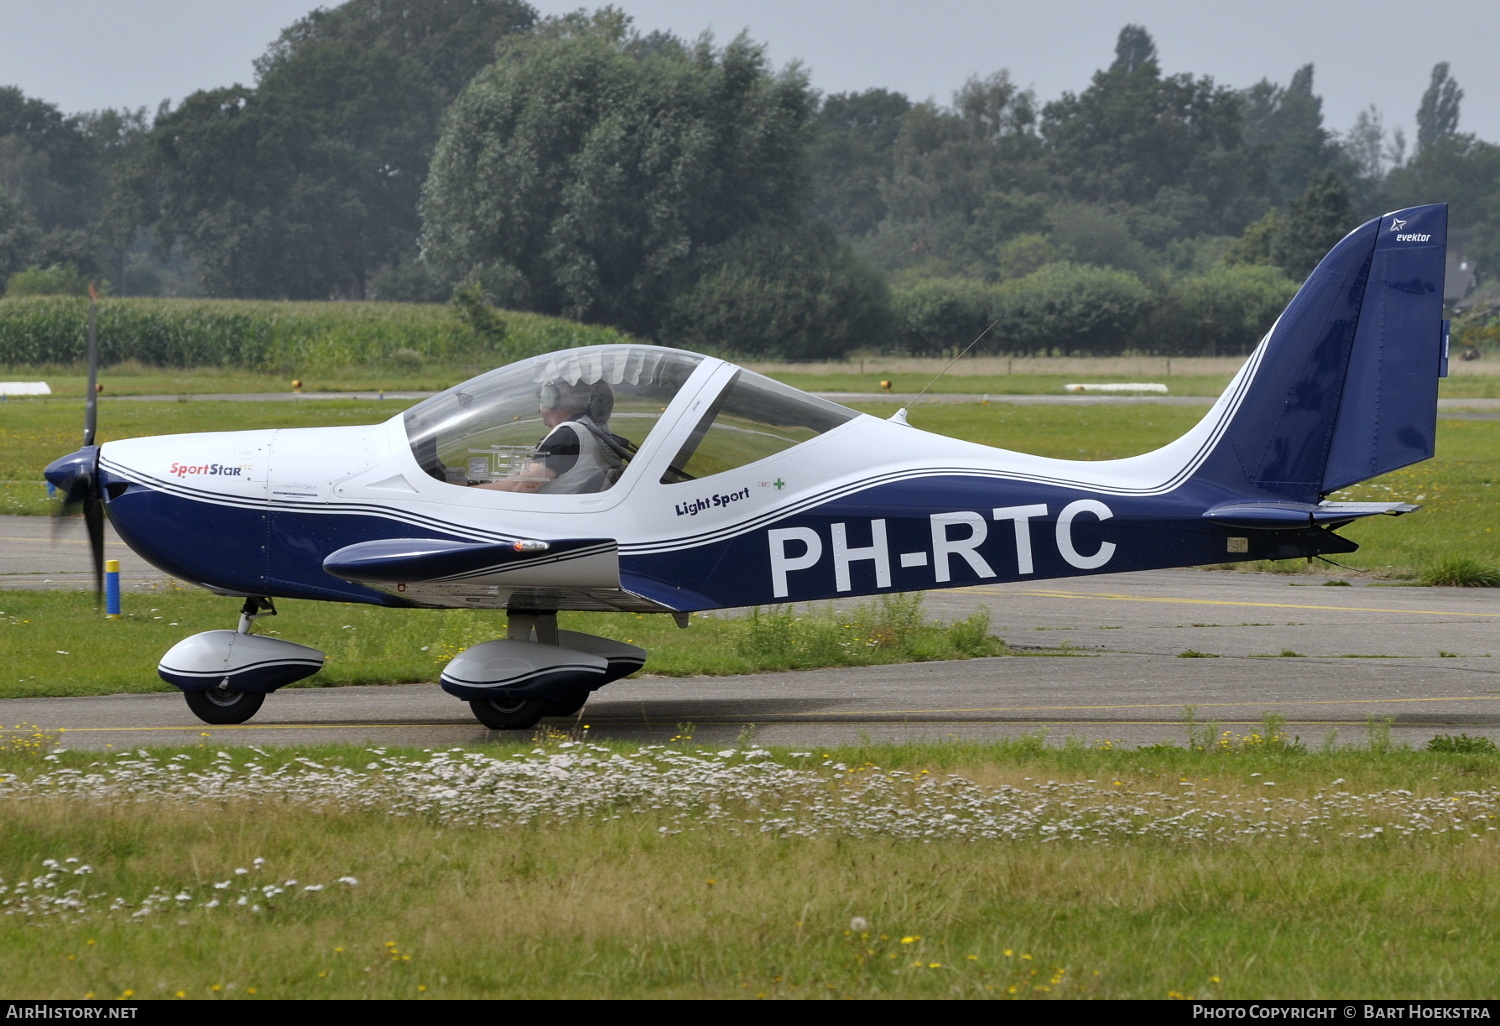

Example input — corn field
[0,297,635,372]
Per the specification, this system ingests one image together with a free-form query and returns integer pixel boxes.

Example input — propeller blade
[83,285,98,448]
[44,446,103,602]
[50,498,71,548]
[47,283,105,607]
[64,464,93,510]
[84,497,105,607]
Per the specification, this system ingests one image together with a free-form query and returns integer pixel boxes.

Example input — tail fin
[1191,203,1447,502]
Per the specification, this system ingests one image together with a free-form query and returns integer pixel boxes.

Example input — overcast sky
[3,0,1498,147]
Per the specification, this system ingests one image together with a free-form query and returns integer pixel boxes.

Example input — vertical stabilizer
[1188,203,1447,502]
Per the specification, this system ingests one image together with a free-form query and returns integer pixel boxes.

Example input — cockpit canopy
[403,345,858,494]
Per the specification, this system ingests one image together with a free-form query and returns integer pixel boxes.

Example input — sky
[3,0,1499,148]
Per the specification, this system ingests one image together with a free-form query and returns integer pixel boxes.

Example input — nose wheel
[184,688,265,725]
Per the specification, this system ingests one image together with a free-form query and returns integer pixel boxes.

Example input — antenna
[889,317,1000,425]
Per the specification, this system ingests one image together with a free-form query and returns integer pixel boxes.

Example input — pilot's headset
[539,379,613,423]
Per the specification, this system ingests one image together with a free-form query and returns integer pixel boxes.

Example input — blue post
[105,559,121,618]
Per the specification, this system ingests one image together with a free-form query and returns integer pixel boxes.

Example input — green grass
[770,369,1500,398]
[10,360,1500,400]
[775,371,1237,397]
[1441,374,1500,398]
[862,399,1205,458]
[0,590,1003,699]
[1419,555,1500,588]
[1,738,1499,998]
[1319,422,1500,578]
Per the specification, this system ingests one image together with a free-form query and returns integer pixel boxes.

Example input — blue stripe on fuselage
[104,474,1354,612]
[620,475,1355,610]
[106,485,429,605]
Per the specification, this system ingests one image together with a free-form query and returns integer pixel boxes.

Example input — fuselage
[94,346,1349,614]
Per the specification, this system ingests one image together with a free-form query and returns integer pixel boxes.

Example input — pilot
[477,379,625,494]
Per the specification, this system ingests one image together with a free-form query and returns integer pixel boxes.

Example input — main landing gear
[441,611,646,730]
[158,601,644,731]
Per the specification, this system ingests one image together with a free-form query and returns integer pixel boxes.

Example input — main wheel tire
[183,688,265,725]
[543,691,589,717]
[468,695,548,730]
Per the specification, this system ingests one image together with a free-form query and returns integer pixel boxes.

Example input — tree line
[0,2,1494,359]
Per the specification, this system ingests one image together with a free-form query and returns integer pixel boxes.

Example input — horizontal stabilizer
[324,536,617,586]
[1203,500,1418,530]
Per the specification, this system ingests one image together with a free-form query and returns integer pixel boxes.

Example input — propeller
[43,286,105,606]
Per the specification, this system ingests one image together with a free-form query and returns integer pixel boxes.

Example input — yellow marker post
[104,559,121,618]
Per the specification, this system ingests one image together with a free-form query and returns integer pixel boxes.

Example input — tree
[130,0,536,298]
[991,233,1059,281]
[1378,133,1500,272]
[885,75,1042,221]
[992,262,1152,356]
[421,16,817,337]
[1111,25,1157,75]
[0,87,148,282]
[82,106,153,291]
[1040,26,1265,235]
[1350,106,1392,180]
[860,73,1044,275]
[1222,209,1280,267]
[1416,62,1462,155]
[1272,170,1354,279]
[808,89,911,238]
[1045,202,1155,279]
[1150,264,1297,356]
[0,190,41,284]
[890,277,999,354]
[4,262,90,297]
[1241,64,1345,208]
[0,87,96,231]
[663,222,893,359]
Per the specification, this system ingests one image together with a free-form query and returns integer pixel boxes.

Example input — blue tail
[1191,203,1448,502]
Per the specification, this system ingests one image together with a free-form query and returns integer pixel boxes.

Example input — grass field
[761,353,1500,399]
[0,736,1498,999]
[0,590,1001,699]
[9,352,1500,397]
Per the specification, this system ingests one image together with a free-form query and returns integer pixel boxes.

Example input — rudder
[1321,204,1447,492]
[1190,203,1447,503]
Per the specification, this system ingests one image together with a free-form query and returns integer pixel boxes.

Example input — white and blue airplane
[45,203,1450,729]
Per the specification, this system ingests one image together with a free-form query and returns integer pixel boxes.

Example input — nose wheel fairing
[158,629,326,694]
[158,598,325,699]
